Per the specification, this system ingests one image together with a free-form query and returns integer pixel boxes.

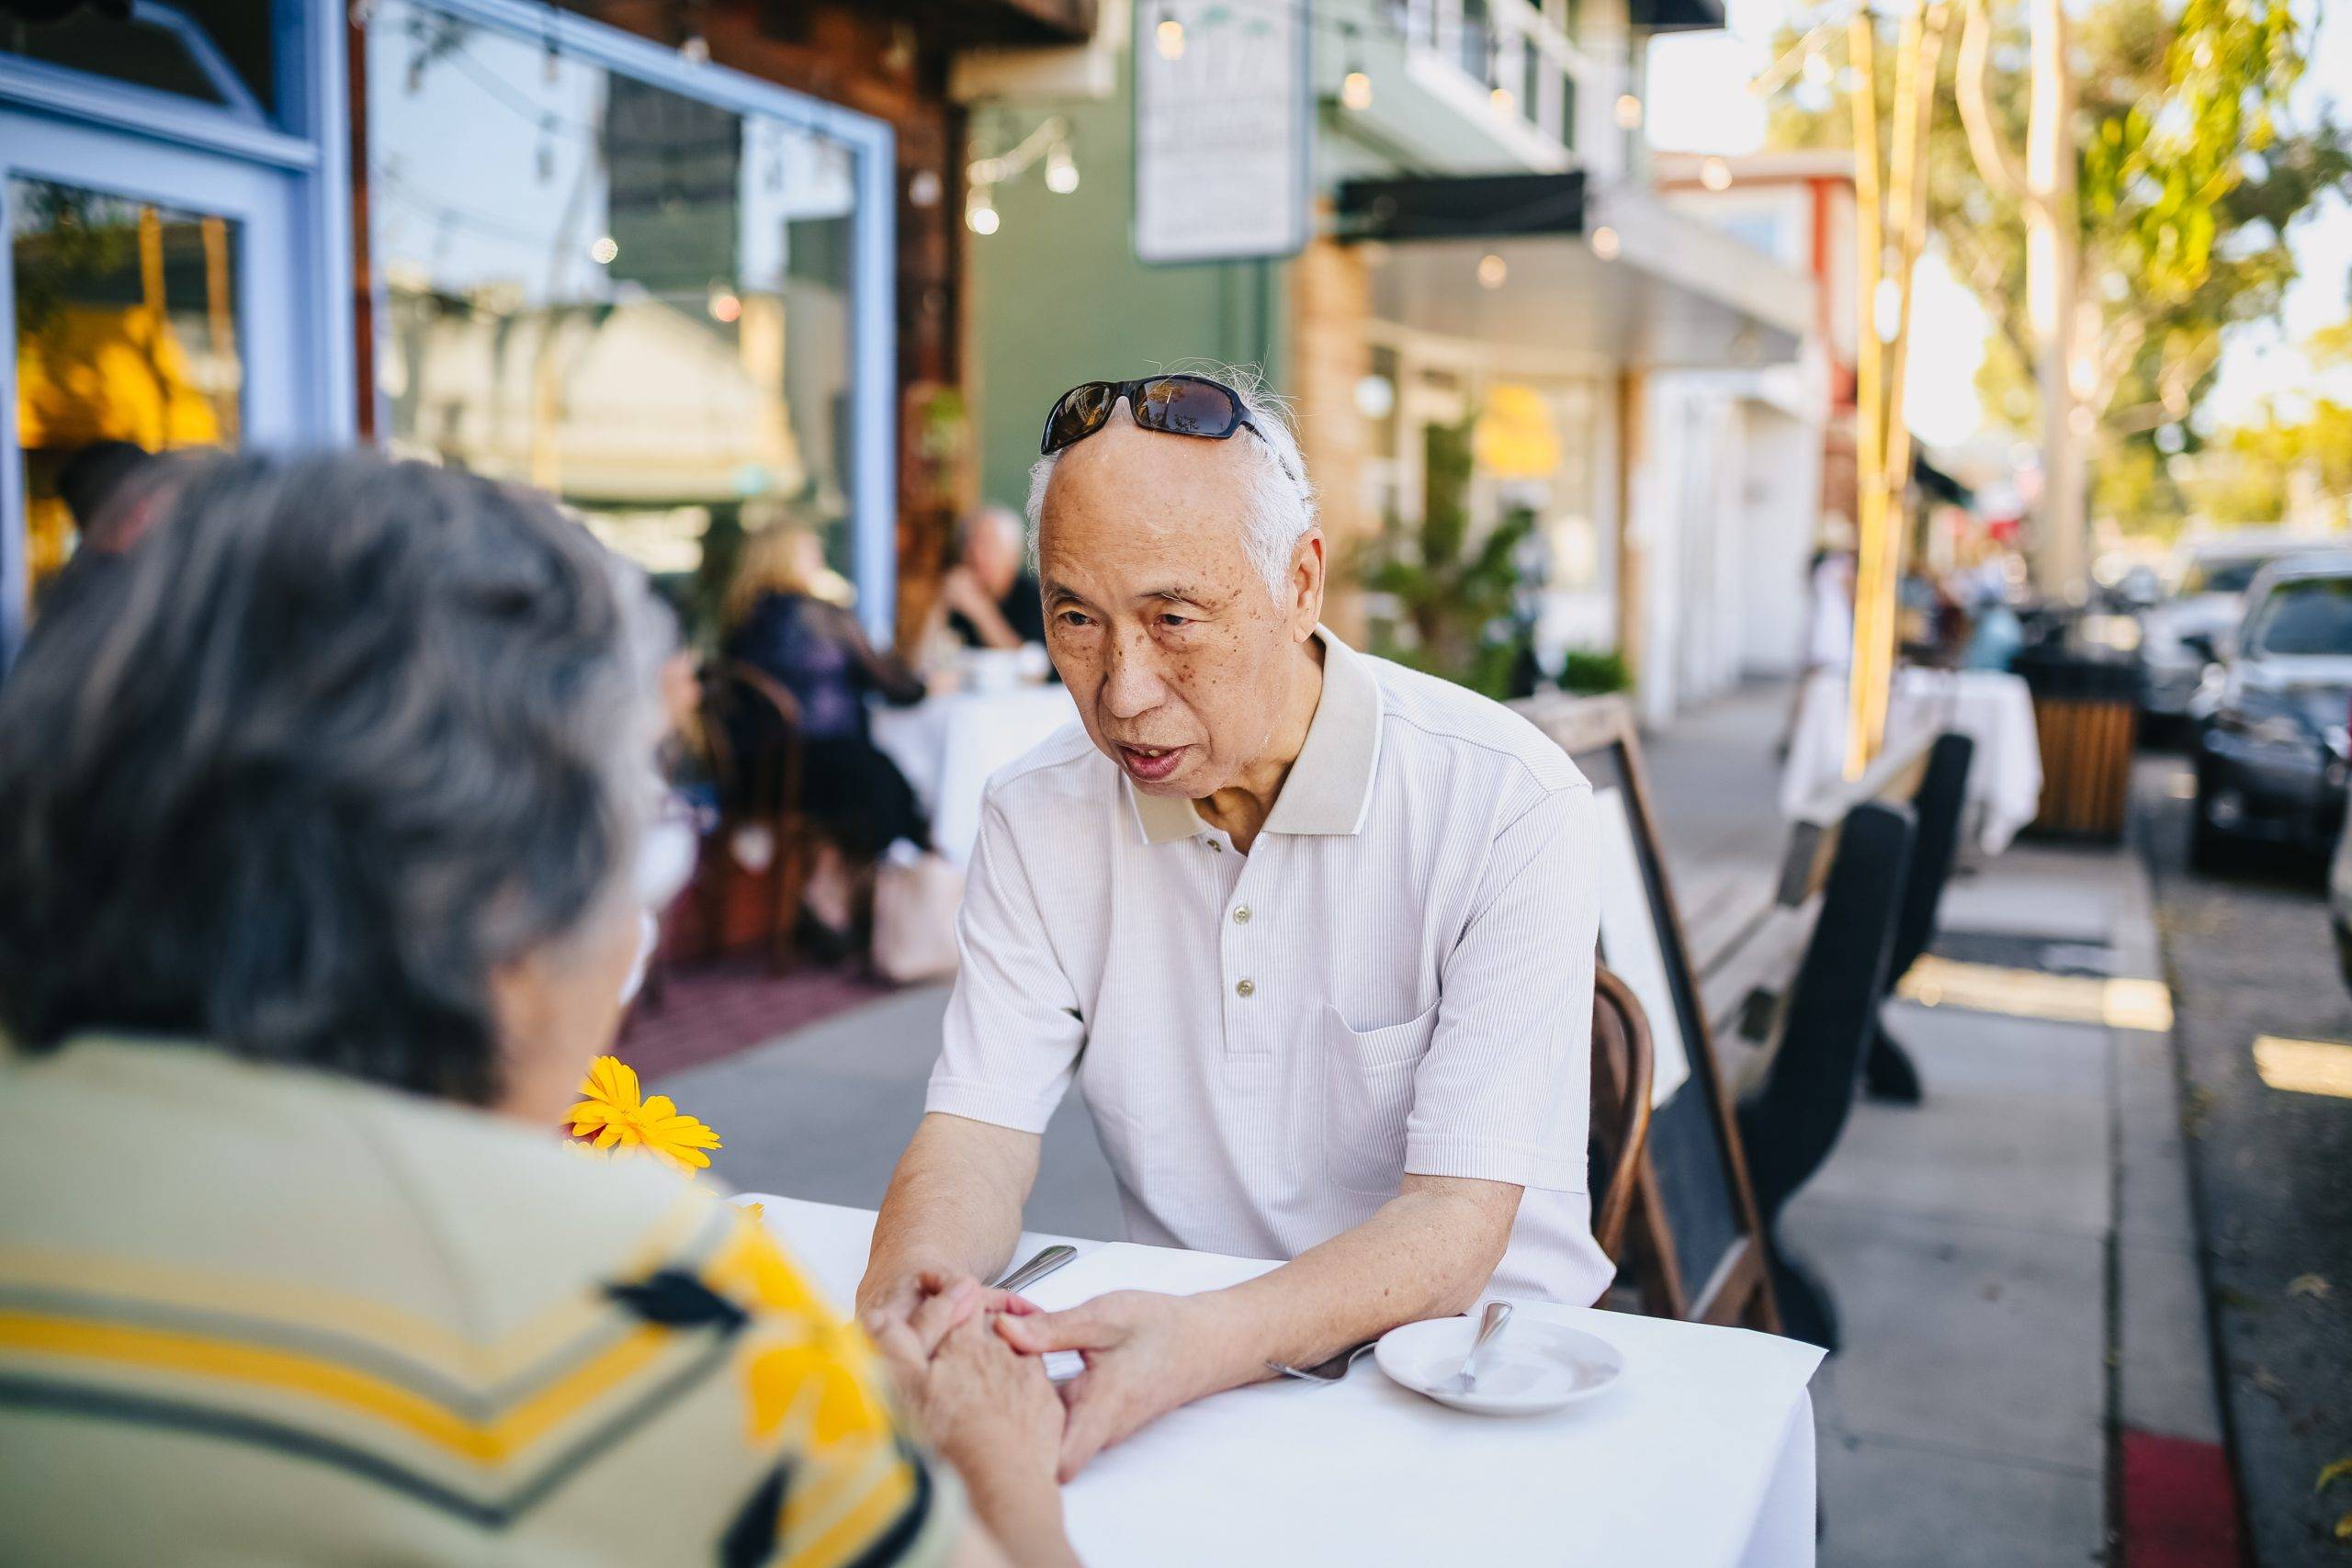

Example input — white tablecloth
[1779,667,2044,852]
[742,1194,1824,1568]
[871,686,1079,864]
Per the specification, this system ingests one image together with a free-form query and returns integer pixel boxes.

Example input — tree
[1768,0,2351,566]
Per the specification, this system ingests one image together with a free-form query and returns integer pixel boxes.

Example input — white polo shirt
[926,628,1611,1306]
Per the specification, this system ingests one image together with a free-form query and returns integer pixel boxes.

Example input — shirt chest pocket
[1321,1001,1439,1197]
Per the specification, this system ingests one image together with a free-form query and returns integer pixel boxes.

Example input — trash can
[2015,644,2141,839]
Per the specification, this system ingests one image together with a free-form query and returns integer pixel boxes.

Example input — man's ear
[1290,530,1327,639]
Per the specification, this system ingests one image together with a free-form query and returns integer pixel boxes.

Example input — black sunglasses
[1039,375,1298,483]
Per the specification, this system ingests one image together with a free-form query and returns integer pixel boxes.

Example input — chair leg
[1863,1023,1925,1105]
[1769,1239,1841,1353]
[769,826,811,975]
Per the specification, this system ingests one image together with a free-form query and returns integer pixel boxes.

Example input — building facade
[955,0,1818,720]
[0,0,1082,661]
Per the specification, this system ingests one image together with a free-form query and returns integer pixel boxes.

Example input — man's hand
[995,1291,1230,1482]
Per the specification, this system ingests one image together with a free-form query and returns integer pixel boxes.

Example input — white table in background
[741,1194,1824,1568]
[1780,666,2043,852]
[870,685,1078,864]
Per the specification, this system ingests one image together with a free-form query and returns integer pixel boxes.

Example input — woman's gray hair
[0,453,667,1106]
[1025,364,1317,600]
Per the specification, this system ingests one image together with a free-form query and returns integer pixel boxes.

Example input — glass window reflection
[367,1,859,626]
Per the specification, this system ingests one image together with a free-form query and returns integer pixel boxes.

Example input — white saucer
[1374,1313,1627,1416]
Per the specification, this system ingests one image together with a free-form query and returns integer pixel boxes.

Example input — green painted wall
[966,33,1291,518]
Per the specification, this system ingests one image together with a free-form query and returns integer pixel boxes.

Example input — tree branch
[1955,0,2029,206]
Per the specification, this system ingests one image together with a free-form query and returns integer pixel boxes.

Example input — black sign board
[1336,171,1587,243]
[1513,694,1781,1330]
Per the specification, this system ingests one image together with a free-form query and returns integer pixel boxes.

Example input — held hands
[866,1273,1064,1504]
[994,1290,1231,1483]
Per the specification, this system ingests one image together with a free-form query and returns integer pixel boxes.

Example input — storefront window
[11,179,244,598]
[2,2,277,119]
[367,0,860,626]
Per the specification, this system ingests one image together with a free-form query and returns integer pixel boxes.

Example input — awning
[1629,0,1728,30]
[1341,179,1813,370]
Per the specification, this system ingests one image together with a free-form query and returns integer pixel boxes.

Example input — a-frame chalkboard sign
[1511,692,1781,1332]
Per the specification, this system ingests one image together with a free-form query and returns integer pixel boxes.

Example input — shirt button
[1235,978,1256,998]
[1233,906,1251,924]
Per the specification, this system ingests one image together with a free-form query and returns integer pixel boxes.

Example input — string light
[707,288,741,323]
[1046,141,1080,194]
[1476,253,1508,288]
[1341,22,1373,110]
[590,234,618,264]
[1589,225,1621,260]
[1614,93,1642,129]
[1701,156,1733,190]
[966,186,1000,236]
[1490,85,1515,112]
[1156,7,1185,60]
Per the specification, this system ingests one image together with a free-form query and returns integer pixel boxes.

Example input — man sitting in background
[859,370,1606,1483]
[938,504,1046,650]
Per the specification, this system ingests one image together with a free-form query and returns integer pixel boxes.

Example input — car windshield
[2245,577,2352,657]
[2179,555,2281,595]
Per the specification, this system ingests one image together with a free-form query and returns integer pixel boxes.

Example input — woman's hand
[869,1275,1074,1563]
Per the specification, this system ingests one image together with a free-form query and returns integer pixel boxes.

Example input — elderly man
[938,503,1046,649]
[858,370,1604,1480]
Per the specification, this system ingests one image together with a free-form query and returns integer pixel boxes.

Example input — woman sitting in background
[721,523,932,946]
[0,456,1075,1567]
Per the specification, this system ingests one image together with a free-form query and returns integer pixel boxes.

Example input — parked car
[2140,529,2321,722]
[2330,807,2352,989]
[2188,552,2352,870]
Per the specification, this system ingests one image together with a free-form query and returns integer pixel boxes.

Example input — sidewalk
[654,680,2232,1564]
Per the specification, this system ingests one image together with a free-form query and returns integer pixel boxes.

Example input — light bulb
[1701,157,1733,190]
[1614,93,1642,129]
[966,188,1000,235]
[1342,70,1374,110]
[1156,17,1185,59]
[1589,226,1620,260]
[1490,85,1515,113]
[1046,144,1080,195]
[590,235,618,265]
[1477,253,1508,289]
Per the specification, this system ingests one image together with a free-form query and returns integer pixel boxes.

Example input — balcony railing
[1399,0,1611,161]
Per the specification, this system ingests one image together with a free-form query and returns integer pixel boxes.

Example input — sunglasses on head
[1039,375,1299,483]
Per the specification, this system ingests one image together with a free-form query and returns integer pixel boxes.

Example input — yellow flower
[565,1055,722,1173]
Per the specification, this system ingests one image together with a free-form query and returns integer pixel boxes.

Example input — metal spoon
[1439,1301,1513,1395]
[991,1245,1076,1296]
[1266,1340,1379,1383]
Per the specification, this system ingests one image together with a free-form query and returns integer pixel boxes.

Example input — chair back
[703,660,806,821]
[1589,964,1656,1263]
[1885,732,1974,983]
[1736,800,1916,1218]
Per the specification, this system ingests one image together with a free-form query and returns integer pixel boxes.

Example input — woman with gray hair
[0,455,1077,1567]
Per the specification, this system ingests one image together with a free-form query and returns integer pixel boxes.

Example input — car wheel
[2189,760,2233,874]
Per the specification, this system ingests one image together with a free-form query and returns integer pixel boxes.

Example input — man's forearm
[1183,1179,1520,1396]
[859,1113,1039,1318]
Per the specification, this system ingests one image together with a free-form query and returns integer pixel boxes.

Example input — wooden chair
[698,660,818,972]
[1589,964,1656,1263]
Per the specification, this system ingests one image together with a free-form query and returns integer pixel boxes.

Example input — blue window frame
[0,0,353,664]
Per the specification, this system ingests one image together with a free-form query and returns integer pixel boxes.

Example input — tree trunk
[2026,0,2086,598]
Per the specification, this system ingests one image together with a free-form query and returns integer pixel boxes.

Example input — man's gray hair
[1025,365,1316,600]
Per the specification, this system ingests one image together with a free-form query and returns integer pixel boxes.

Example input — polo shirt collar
[1128,625,1383,845]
